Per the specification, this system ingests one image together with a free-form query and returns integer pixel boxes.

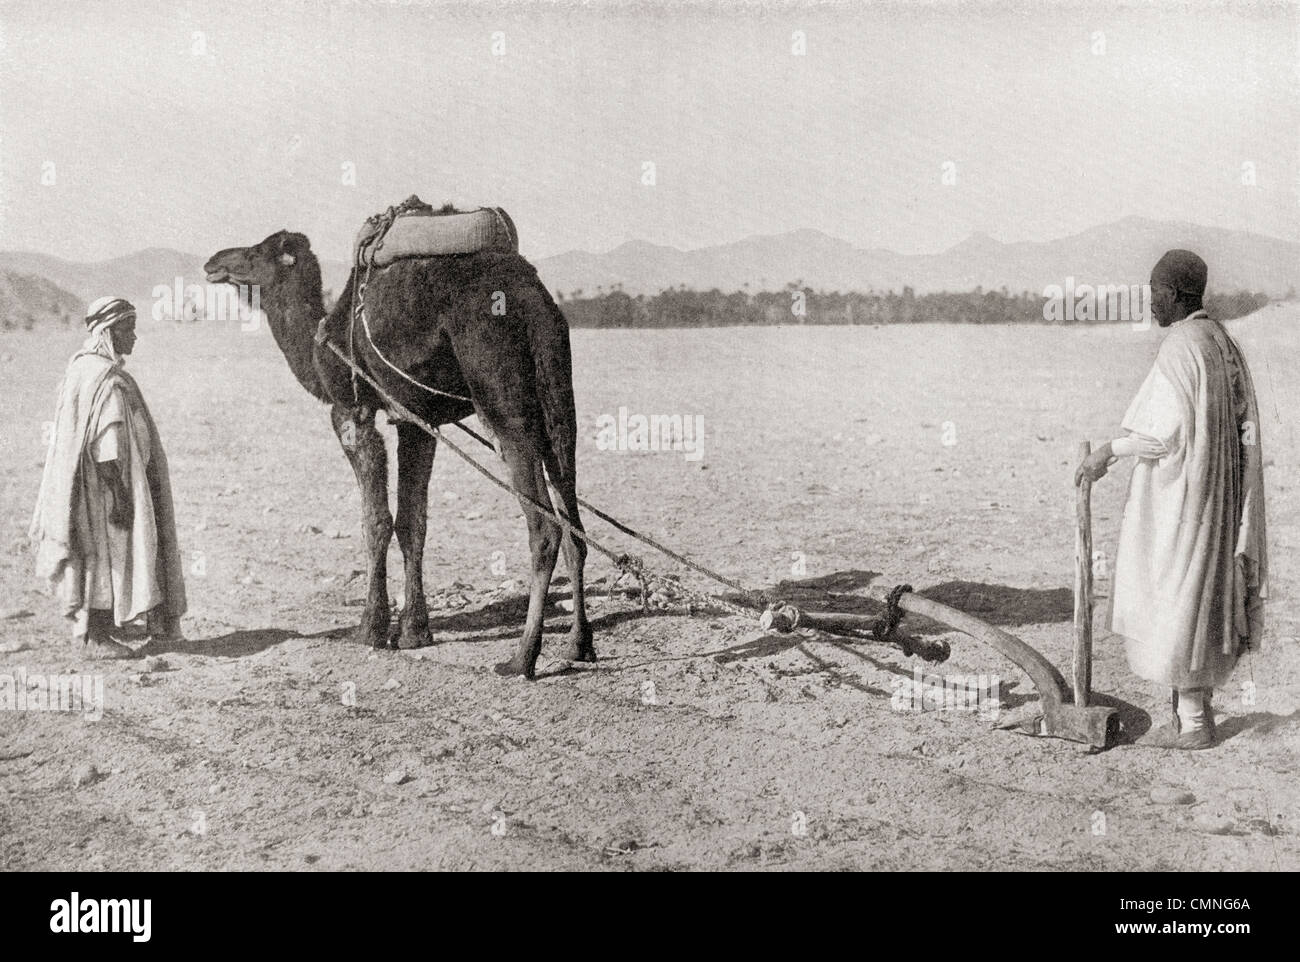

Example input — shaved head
[1150,249,1207,327]
[1151,249,1208,297]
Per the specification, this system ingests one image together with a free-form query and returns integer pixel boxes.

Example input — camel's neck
[263,260,328,401]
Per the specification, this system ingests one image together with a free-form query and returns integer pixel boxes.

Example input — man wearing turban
[29,297,187,658]
[1075,251,1267,749]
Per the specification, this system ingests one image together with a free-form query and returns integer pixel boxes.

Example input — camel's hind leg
[330,404,393,648]
[493,441,561,680]
[393,421,436,650]
[542,449,594,663]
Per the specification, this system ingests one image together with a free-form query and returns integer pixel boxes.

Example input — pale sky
[0,0,1296,264]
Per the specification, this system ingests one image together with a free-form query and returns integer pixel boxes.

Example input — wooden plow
[761,583,1116,749]
[324,339,1117,749]
[758,440,1117,749]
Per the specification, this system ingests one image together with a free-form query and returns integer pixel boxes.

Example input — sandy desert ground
[1,305,1297,870]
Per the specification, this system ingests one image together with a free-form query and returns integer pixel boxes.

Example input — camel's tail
[525,282,580,489]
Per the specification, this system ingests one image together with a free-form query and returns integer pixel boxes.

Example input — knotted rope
[873,583,913,641]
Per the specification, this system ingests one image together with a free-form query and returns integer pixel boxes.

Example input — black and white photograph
[0,0,1296,908]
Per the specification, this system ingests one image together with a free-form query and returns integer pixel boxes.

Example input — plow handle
[1073,440,1094,706]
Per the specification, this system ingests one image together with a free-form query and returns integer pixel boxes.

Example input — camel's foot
[395,621,433,650]
[354,621,390,650]
[494,654,537,680]
[559,624,597,663]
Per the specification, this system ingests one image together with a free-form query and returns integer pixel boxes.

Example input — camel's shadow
[423,589,656,641]
[169,588,653,659]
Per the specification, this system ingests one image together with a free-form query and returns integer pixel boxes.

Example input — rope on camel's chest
[341,259,475,407]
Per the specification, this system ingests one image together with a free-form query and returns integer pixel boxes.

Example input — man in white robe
[1076,250,1267,749]
[30,297,187,658]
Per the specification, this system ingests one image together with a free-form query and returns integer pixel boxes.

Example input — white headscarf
[79,296,135,364]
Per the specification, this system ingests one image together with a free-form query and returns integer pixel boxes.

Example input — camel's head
[205,230,314,291]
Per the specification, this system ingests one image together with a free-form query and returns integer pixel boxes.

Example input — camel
[203,226,593,679]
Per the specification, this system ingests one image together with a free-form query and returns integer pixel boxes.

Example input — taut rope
[347,259,473,405]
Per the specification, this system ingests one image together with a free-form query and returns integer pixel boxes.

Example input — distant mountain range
[1,217,1295,329]
[533,217,1300,298]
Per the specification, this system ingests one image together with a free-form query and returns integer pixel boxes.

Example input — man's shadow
[144,626,347,658]
[1101,706,1300,747]
[1215,709,1300,745]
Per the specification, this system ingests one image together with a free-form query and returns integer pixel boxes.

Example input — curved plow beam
[876,589,1118,748]
[763,589,1118,749]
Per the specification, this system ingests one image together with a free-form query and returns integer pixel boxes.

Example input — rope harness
[348,258,474,406]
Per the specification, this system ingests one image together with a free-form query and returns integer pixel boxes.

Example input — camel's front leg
[331,404,393,648]
[393,421,435,649]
